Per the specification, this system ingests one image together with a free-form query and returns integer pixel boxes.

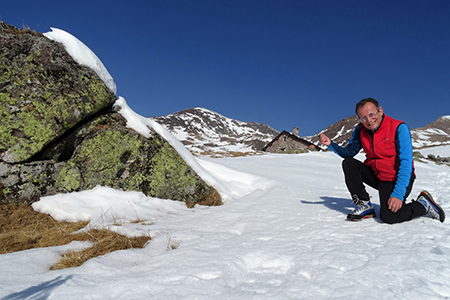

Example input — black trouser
[342,157,425,224]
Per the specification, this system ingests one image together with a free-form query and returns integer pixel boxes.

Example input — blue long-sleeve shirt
[328,123,414,200]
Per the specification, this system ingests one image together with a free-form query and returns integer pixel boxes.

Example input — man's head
[356,98,384,131]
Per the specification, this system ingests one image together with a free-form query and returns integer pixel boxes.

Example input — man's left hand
[388,197,403,213]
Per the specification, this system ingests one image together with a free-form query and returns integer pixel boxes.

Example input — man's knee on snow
[380,211,398,224]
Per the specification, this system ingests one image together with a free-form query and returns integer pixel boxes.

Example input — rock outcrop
[0,22,221,207]
[0,22,115,163]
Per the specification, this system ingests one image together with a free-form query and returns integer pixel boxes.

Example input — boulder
[0,21,116,163]
[0,111,221,207]
[0,22,222,207]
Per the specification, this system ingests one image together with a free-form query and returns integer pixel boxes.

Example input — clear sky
[3,0,450,135]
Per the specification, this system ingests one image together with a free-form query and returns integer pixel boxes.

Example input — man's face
[357,102,383,131]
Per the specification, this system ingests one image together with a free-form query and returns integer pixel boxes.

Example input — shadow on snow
[1,275,73,300]
[301,196,382,223]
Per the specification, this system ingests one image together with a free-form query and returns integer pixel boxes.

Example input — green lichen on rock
[1,111,220,206]
[0,93,14,149]
[52,113,213,205]
[72,128,144,189]
[55,161,81,192]
[148,138,208,203]
[0,24,116,163]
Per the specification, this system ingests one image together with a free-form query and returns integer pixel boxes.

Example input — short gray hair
[355,98,381,115]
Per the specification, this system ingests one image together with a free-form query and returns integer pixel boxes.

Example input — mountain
[410,116,450,148]
[151,107,279,156]
[305,115,450,149]
[152,108,450,155]
[304,115,360,147]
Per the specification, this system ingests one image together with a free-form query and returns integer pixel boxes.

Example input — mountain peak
[151,107,279,156]
[411,115,450,148]
[306,115,360,147]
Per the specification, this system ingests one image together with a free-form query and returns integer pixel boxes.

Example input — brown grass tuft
[186,188,222,208]
[51,228,150,270]
[0,203,151,270]
[0,203,89,254]
[4,26,42,36]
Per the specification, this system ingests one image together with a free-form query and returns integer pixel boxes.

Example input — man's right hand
[319,133,331,146]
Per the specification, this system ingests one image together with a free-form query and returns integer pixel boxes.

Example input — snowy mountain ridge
[411,115,450,148]
[152,108,450,155]
[304,115,360,147]
[151,107,279,156]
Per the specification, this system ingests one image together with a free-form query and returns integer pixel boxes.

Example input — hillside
[410,116,450,148]
[304,115,359,147]
[151,107,279,156]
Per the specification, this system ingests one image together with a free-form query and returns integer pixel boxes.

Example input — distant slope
[410,116,450,148]
[151,107,279,156]
[304,115,359,147]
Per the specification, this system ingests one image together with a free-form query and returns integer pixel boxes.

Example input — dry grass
[0,203,89,253]
[186,187,223,208]
[0,203,151,270]
[4,26,42,36]
[51,228,150,270]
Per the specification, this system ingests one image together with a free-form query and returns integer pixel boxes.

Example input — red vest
[360,115,404,181]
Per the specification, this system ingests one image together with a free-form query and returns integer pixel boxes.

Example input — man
[319,98,445,223]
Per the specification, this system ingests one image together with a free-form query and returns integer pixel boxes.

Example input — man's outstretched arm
[320,127,362,158]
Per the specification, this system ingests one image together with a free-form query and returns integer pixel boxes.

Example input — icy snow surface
[43,28,117,95]
[1,150,450,299]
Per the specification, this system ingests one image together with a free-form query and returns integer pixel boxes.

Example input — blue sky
[3,0,450,135]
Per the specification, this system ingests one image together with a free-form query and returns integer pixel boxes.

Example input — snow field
[1,151,450,299]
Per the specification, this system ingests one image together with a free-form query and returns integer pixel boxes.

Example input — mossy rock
[0,112,221,207]
[0,22,220,207]
[0,22,116,163]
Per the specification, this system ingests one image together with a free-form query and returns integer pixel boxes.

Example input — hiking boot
[416,190,445,223]
[347,195,376,221]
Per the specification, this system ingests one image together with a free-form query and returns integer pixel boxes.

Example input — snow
[1,27,449,299]
[1,151,449,299]
[416,145,450,158]
[43,28,117,95]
